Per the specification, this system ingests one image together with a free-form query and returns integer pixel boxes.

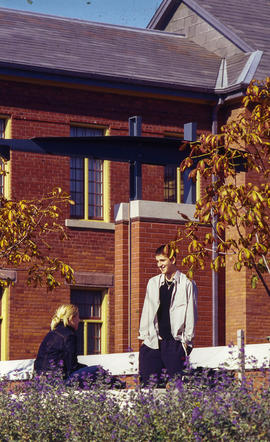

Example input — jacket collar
[159,269,182,285]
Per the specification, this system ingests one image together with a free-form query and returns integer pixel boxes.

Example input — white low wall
[1,344,269,380]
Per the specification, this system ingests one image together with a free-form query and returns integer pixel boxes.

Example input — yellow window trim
[4,160,11,200]
[177,167,181,204]
[81,289,108,355]
[177,168,200,203]
[72,124,110,223]
[196,170,201,201]
[83,158,110,223]
[0,115,11,139]
[0,288,9,360]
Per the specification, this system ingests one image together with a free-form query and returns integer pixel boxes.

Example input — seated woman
[34,304,101,386]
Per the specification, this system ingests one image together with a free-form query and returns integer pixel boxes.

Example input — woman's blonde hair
[50,304,79,330]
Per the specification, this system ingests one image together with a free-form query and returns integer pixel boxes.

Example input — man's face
[156,254,175,277]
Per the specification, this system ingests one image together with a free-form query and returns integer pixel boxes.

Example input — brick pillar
[114,206,129,353]
[225,170,270,345]
[114,200,215,353]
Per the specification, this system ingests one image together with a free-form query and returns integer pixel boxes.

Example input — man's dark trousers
[139,338,186,386]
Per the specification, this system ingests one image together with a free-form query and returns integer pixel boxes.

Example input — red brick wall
[226,168,270,345]
[114,218,215,353]
[0,78,219,358]
[114,222,129,353]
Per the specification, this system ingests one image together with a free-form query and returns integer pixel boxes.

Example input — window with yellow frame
[164,132,200,204]
[70,288,108,355]
[70,125,110,222]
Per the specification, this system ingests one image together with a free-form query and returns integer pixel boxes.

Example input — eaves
[0,61,220,103]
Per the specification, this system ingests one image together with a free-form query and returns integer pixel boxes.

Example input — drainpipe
[211,98,223,347]
[128,116,142,351]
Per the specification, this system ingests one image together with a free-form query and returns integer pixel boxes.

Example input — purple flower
[192,406,201,424]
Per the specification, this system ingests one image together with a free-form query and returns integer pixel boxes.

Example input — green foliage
[171,77,270,295]
[0,181,74,290]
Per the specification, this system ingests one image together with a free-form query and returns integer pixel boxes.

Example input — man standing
[138,244,198,386]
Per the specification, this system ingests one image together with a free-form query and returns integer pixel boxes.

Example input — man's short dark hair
[155,244,176,259]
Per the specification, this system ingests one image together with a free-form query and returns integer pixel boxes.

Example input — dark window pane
[183,168,196,204]
[70,127,104,219]
[88,159,103,219]
[87,323,101,354]
[76,322,84,356]
[164,165,177,202]
[70,157,84,218]
[71,289,101,319]
[70,127,103,137]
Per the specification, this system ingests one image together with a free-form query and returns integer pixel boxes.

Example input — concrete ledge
[114,201,196,223]
[0,269,17,282]
[1,344,269,380]
[65,219,115,230]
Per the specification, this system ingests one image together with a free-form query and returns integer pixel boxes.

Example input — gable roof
[0,6,265,100]
[0,8,220,96]
[148,0,269,83]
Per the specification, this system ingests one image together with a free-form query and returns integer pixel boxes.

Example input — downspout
[128,116,142,351]
[211,97,224,346]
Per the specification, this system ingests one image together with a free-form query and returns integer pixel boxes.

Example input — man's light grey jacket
[138,270,198,349]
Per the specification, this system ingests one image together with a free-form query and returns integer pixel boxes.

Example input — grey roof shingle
[197,0,270,81]
[0,7,221,93]
[149,0,269,83]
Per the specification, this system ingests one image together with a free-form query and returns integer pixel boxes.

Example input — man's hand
[182,343,193,356]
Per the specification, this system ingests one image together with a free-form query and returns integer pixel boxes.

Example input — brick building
[0,0,269,360]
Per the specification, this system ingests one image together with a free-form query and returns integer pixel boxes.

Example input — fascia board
[236,50,264,85]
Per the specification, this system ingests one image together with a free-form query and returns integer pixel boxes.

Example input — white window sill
[65,219,115,230]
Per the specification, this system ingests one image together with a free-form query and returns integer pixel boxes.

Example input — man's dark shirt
[34,322,86,378]
[157,281,174,340]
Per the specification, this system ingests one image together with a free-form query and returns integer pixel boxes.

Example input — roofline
[148,0,254,53]
[147,0,180,29]
[236,50,263,85]
[0,61,252,101]
[0,6,185,38]
[215,50,263,91]
[0,63,220,102]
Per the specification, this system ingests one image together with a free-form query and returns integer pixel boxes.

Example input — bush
[0,366,269,441]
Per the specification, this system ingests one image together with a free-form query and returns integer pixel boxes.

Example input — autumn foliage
[0,183,74,290]
[171,77,270,295]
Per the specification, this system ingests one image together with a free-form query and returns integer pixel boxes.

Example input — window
[164,133,198,204]
[70,288,108,355]
[164,165,197,204]
[70,126,109,221]
[164,166,177,202]
[70,157,103,219]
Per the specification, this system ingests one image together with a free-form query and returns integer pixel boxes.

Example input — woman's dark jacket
[34,322,86,378]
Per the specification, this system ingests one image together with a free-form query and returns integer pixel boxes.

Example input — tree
[0,173,74,290]
[169,77,270,296]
